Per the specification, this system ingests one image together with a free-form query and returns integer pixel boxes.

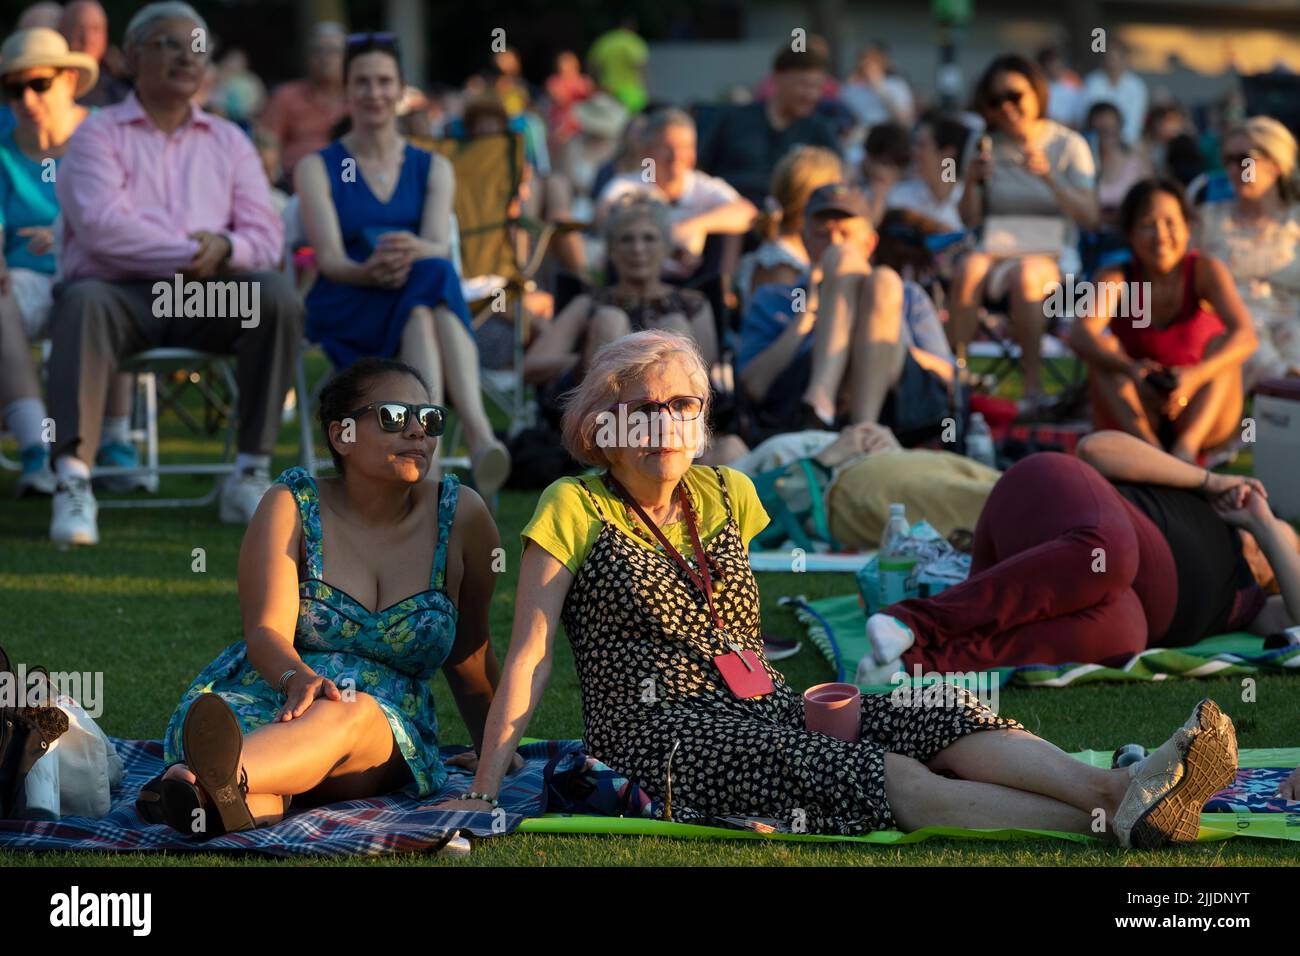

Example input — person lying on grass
[136,358,520,839]
[711,420,999,550]
[860,430,1300,682]
[433,328,1239,848]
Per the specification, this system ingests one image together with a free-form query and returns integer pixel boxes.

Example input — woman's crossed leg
[162,691,410,826]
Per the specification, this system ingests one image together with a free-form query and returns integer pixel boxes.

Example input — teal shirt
[0,128,60,274]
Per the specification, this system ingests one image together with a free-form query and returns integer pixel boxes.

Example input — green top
[588,28,649,111]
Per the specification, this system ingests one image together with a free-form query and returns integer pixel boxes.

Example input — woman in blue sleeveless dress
[296,34,510,497]
[141,358,515,838]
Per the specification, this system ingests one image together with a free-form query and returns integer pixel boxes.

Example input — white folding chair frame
[93,348,240,509]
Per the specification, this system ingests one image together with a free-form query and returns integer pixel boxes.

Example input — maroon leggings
[890,452,1177,672]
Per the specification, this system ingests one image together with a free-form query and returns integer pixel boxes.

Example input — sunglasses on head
[988,89,1024,109]
[4,75,57,100]
[343,401,447,435]
[346,31,399,49]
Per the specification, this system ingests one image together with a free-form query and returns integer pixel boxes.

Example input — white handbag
[53,697,124,818]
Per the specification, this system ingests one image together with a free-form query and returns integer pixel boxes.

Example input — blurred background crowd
[2,0,1300,545]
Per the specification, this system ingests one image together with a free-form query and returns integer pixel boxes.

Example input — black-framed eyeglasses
[343,402,447,435]
[3,75,59,100]
[607,395,705,422]
[989,90,1024,108]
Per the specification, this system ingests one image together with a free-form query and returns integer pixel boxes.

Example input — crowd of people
[3,2,1300,844]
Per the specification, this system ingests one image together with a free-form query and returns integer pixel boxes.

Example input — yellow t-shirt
[521,465,770,575]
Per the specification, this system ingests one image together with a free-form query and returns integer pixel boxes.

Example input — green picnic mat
[786,594,1300,690]
[517,747,1300,844]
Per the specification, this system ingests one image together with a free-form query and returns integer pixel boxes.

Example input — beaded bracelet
[458,790,499,807]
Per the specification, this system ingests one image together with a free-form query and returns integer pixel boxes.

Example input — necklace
[608,474,704,566]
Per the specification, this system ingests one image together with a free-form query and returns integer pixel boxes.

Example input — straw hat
[0,28,99,97]
[573,92,628,139]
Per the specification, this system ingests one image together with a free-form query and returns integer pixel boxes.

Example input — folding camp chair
[955,232,1091,414]
[413,131,559,439]
[0,345,243,505]
[93,348,238,508]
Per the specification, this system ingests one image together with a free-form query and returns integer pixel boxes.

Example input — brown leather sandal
[160,694,255,840]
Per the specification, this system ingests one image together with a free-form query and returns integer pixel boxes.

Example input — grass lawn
[2,357,1297,867]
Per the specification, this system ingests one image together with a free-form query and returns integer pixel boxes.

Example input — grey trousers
[47,272,303,466]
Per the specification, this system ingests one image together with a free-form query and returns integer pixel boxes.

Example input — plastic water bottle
[878,504,917,606]
[1111,743,1148,770]
[965,412,996,468]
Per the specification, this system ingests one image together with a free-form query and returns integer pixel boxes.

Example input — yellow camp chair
[414,131,556,435]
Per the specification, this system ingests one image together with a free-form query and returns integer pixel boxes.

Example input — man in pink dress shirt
[46,1,302,546]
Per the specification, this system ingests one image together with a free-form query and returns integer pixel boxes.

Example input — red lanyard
[604,473,726,632]
[603,472,773,696]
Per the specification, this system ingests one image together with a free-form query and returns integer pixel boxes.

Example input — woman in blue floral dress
[143,358,513,838]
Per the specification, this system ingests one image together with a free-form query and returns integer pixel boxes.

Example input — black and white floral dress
[559,465,1022,834]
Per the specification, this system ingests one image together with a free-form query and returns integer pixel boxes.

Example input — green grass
[1,357,1297,866]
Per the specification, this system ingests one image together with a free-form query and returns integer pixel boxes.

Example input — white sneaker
[218,468,271,525]
[50,478,99,545]
[867,613,915,665]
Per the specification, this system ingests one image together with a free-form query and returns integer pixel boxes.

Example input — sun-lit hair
[560,330,712,468]
[1229,115,1299,202]
[756,145,843,240]
[602,193,672,246]
[643,106,694,143]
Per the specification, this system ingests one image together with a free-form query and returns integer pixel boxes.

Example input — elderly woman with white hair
[1196,116,1300,386]
[524,196,717,413]
[434,328,1239,848]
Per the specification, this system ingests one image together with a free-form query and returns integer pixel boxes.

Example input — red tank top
[1111,250,1225,367]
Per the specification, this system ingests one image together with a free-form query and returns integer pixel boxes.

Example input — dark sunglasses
[988,90,1024,109]
[343,401,446,435]
[4,75,56,100]
[1223,149,1265,168]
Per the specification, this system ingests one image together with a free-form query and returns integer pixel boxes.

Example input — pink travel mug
[803,682,862,743]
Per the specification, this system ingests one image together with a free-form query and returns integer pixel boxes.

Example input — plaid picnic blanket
[1,737,1297,853]
[787,594,1300,689]
[0,738,644,858]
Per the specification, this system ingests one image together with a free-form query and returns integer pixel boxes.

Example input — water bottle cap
[889,503,905,514]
